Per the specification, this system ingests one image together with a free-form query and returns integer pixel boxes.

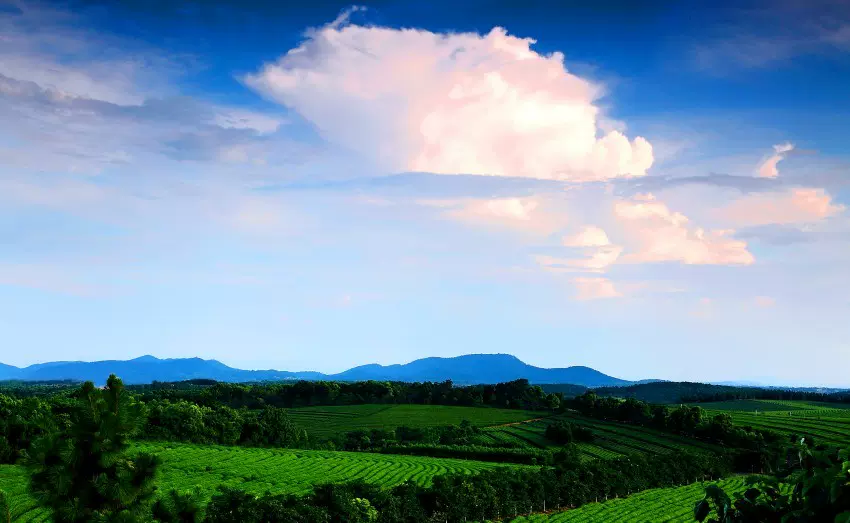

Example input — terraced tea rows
[508,476,752,522]
[481,414,715,460]
[0,442,526,522]
[700,400,850,447]
[286,404,543,438]
[0,465,50,523]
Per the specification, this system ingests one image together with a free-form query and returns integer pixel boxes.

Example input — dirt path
[486,417,544,428]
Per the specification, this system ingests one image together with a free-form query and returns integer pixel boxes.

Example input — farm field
[286,403,544,438]
[699,400,850,447]
[508,476,753,522]
[696,399,850,415]
[481,413,717,460]
[0,442,526,522]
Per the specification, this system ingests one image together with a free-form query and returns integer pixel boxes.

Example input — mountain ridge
[0,353,630,387]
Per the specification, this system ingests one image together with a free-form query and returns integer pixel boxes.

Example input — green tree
[26,375,160,523]
[151,488,204,523]
[348,498,378,523]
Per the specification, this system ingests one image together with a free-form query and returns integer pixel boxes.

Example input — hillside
[0,353,630,387]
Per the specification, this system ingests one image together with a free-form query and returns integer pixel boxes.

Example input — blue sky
[1,0,848,386]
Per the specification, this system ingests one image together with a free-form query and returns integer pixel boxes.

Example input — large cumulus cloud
[244,20,653,181]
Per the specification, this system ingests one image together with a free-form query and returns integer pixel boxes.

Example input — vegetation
[286,403,542,439]
[544,421,595,445]
[132,378,562,411]
[700,400,850,449]
[510,477,755,522]
[0,442,523,521]
[8,376,848,522]
[587,382,850,406]
[694,440,850,522]
[26,375,160,523]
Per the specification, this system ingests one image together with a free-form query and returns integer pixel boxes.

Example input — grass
[286,404,544,438]
[0,442,527,522]
[508,476,753,522]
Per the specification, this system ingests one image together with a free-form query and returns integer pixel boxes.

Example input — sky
[0,0,848,386]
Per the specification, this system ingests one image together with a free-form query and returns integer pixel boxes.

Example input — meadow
[285,404,544,438]
[0,442,526,522]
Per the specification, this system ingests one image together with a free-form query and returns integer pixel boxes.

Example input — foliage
[151,488,205,523]
[694,441,850,522]
[591,381,850,406]
[133,378,559,411]
[509,477,755,522]
[0,490,10,523]
[567,392,784,471]
[25,375,161,523]
[544,421,594,445]
[198,448,730,522]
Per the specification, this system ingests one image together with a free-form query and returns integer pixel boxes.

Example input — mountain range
[0,353,631,387]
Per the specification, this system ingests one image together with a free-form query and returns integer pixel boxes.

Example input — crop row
[0,442,524,522]
[285,404,543,438]
[508,477,752,522]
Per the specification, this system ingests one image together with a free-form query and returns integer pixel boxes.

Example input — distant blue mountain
[0,353,630,387]
[333,354,629,387]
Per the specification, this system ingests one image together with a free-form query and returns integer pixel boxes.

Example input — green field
[0,442,526,522]
[286,404,544,438]
[698,400,850,447]
[508,476,753,522]
[481,413,718,460]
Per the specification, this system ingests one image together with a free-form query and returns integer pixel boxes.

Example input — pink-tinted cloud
[754,296,776,308]
[573,277,622,300]
[535,244,623,274]
[422,196,568,235]
[244,19,653,181]
[615,196,755,266]
[718,188,844,227]
[757,142,794,178]
[563,226,611,247]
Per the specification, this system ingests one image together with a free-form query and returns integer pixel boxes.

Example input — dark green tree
[26,375,160,523]
[151,488,204,523]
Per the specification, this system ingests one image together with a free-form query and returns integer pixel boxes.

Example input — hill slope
[0,353,629,386]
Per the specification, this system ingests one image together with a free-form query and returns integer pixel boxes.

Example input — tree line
[590,381,850,405]
[131,378,563,411]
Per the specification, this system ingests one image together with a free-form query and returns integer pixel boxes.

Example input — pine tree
[26,375,160,523]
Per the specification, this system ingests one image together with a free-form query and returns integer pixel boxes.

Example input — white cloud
[535,245,623,273]
[244,21,653,181]
[563,226,610,247]
[422,196,568,235]
[573,277,622,300]
[615,195,755,266]
[758,142,794,178]
[718,188,844,227]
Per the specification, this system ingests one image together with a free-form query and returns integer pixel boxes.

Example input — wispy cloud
[693,4,850,71]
